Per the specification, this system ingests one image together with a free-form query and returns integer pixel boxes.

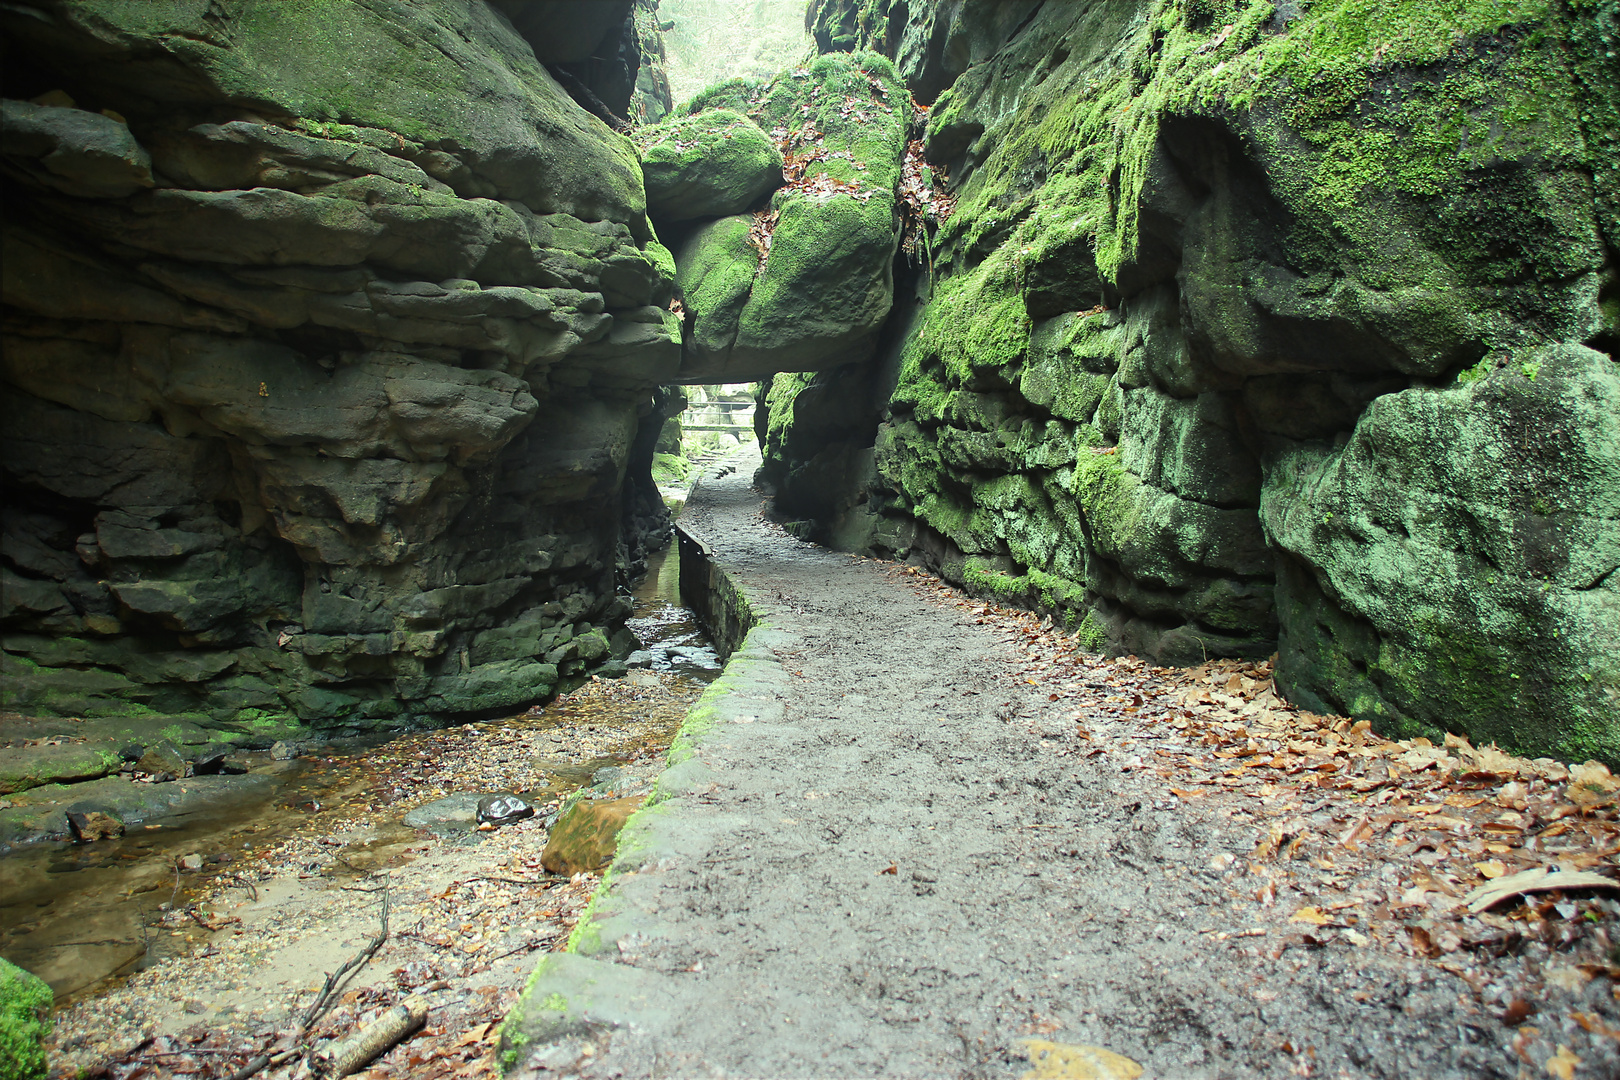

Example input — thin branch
[225,882,391,1080]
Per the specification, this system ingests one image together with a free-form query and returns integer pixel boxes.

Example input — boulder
[638,109,782,222]
[0,957,51,1080]
[540,795,645,875]
[673,53,910,382]
[1264,344,1620,761]
[134,741,187,781]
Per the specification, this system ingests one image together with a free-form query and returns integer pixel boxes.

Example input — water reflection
[627,540,721,679]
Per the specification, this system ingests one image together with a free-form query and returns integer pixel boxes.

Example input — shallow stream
[0,540,718,1005]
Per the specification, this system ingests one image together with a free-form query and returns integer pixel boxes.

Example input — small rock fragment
[476,794,534,827]
[66,810,124,842]
[135,741,187,780]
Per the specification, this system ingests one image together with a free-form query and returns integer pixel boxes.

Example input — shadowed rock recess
[766,0,1620,762]
[0,0,685,732]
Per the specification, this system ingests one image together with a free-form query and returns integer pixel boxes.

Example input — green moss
[1076,610,1109,651]
[0,957,51,1080]
[651,452,691,486]
[1456,355,1495,385]
[962,557,1089,626]
[930,0,1588,299]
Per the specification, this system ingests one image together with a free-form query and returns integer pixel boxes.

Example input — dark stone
[476,794,535,827]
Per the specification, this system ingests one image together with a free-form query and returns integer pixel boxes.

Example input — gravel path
[502,457,1606,1079]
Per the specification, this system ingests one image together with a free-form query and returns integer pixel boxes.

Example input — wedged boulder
[673,52,910,382]
[638,109,782,222]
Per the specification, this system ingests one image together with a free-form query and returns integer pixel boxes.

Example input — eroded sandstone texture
[766,0,1620,761]
[1,0,682,730]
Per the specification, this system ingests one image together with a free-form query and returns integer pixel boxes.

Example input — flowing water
[0,540,719,1004]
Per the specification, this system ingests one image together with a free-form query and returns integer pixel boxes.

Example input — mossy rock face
[0,1,673,733]
[753,1,1617,758]
[672,52,910,382]
[1,0,647,226]
[638,109,782,222]
[1263,343,1620,761]
[0,956,51,1080]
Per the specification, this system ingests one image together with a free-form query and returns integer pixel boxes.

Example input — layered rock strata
[761,0,1620,761]
[0,0,682,731]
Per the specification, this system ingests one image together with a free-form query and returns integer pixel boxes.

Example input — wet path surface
[0,541,720,1009]
[507,456,1522,1080]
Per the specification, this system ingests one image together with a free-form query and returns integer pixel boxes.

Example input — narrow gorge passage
[502,457,1554,1080]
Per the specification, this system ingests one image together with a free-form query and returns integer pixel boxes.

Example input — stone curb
[498,464,795,1073]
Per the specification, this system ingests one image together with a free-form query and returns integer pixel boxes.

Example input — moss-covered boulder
[672,52,910,382]
[638,109,782,222]
[1263,344,1620,761]
[541,795,645,876]
[0,957,50,1080]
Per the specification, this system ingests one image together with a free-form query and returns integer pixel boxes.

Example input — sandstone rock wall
[1,0,682,731]
[763,0,1620,761]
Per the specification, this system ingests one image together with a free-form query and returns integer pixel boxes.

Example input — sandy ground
[41,672,703,1080]
[503,459,1620,1080]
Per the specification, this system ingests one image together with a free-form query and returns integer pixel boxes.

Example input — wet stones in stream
[35,672,708,1078]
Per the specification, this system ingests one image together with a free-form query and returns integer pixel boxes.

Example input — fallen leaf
[1289,907,1331,926]
[1545,966,1594,993]
[1544,1044,1580,1080]
[1474,860,1508,880]
[454,1022,494,1047]
[1500,997,1538,1024]
[1019,1039,1143,1080]
[1408,925,1442,958]
[1572,1010,1620,1040]
[1460,867,1620,913]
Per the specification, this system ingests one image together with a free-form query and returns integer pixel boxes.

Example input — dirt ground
[502,460,1620,1080]
[41,672,703,1080]
[34,456,1620,1080]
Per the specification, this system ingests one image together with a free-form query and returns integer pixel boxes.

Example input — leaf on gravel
[1474,860,1508,880]
[1460,867,1620,913]
[1019,1039,1143,1080]
[1568,762,1620,810]
[1545,966,1593,993]
[1544,1044,1581,1080]
[1289,907,1332,926]
[1408,925,1443,958]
